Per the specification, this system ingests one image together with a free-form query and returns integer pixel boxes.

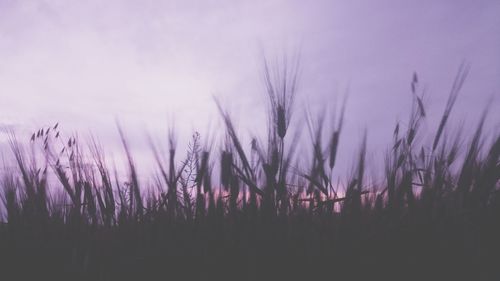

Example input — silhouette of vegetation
[0,62,498,281]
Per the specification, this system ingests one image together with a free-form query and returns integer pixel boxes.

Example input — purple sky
[0,0,499,179]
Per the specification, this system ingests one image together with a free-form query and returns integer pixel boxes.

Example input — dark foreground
[1,205,499,281]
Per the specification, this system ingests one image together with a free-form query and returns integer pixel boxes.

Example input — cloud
[0,0,498,176]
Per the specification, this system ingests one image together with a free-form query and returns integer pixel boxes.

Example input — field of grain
[0,63,498,281]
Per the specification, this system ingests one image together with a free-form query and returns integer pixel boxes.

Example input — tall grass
[0,64,499,281]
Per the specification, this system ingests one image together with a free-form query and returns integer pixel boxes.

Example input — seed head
[329,131,339,170]
[277,105,287,139]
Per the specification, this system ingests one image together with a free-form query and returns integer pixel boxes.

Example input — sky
[0,0,499,179]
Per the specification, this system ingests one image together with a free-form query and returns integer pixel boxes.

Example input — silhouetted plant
[0,64,498,281]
